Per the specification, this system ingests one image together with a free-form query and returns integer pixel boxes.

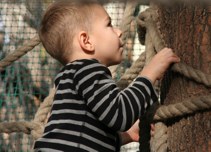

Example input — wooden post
[157,1,211,151]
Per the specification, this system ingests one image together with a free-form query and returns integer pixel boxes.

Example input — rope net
[0,0,148,151]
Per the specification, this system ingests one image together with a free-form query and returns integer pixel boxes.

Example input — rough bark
[157,1,211,152]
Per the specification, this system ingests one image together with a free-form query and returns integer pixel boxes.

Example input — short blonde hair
[39,0,99,65]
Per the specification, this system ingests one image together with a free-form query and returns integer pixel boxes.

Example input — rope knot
[137,7,159,45]
[30,121,44,140]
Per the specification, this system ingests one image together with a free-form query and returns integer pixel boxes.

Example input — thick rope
[0,121,40,134]
[0,35,40,71]
[138,16,164,151]
[173,63,211,87]
[33,88,55,123]
[116,52,146,90]
[136,7,171,152]
[31,87,55,139]
[154,95,211,121]
[150,122,168,152]
[120,0,139,43]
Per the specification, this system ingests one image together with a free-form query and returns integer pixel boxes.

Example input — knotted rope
[153,95,211,121]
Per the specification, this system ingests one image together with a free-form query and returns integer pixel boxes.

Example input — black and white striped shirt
[34,59,158,152]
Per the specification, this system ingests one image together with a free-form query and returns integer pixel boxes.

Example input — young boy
[34,0,180,151]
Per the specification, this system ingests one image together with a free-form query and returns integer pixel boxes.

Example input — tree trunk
[157,1,211,152]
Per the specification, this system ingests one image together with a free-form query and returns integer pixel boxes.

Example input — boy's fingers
[169,55,180,63]
[150,124,155,137]
[150,124,155,130]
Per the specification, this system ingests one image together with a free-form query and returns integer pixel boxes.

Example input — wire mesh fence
[0,0,148,151]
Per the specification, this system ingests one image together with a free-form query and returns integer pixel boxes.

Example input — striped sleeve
[74,60,158,131]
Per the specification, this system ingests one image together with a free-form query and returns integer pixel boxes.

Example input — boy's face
[90,5,123,67]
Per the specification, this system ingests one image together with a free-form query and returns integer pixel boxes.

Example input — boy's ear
[78,31,94,52]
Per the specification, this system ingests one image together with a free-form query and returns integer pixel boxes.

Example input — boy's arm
[118,48,180,145]
[75,48,179,132]
[76,68,157,131]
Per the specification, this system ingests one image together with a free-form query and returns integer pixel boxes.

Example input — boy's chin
[108,60,122,67]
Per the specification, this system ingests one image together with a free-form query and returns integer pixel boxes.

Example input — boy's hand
[126,119,140,142]
[140,48,180,84]
[119,119,140,145]
[119,121,155,145]
[150,124,155,137]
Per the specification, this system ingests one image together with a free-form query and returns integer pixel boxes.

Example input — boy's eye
[108,21,113,27]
